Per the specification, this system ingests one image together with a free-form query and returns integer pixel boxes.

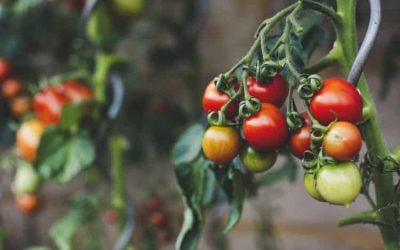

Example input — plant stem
[335,0,399,248]
[109,134,128,232]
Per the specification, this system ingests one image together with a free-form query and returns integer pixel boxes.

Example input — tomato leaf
[59,103,83,131]
[35,128,95,183]
[175,156,218,250]
[212,165,245,233]
[172,123,205,165]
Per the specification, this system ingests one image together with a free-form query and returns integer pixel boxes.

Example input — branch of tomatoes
[174,0,400,249]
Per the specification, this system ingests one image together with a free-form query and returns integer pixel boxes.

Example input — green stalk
[335,0,399,248]
[109,134,128,231]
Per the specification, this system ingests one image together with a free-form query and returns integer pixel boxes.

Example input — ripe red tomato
[0,58,10,82]
[202,126,240,166]
[1,78,21,99]
[289,112,311,158]
[243,103,288,151]
[33,87,71,125]
[15,193,40,215]
[16,120,45,162]
[316,162,362,207]
[11,96,32,118]
[323,121,362,161]
[310,78,363,125]
[58,80,94,103]
[246,74,288,107]
[202,80,237,119]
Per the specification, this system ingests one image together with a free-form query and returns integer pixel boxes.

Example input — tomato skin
[33,87,71,125]
[289,112,312,159]
[202,126,240,166]
[240,146,277,173]
[58,80,94,103]
[15,193,40,215]
[304,172,324,201]
[12,165,41,195]
[0,58,10,82]
[1,78,21,99]
[310,78,363,125]
[316,162,362,207]
[323,121,362,161]
[11,96,32,118]
[243,103,288,151]
[202,81,237,119]
[16,120,45,162]
[247,75,288,107]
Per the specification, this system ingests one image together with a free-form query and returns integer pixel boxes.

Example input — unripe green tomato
[303,172,324,202]
[113,0,145,18]
[12,164,41,195]
[316,162,362,207]
[240,147,277,173]
[86,5,113,46]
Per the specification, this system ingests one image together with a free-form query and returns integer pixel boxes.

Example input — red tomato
[243,103,288,151]
[1,78,22,99]
[202,80,237,119]
[58,80,94,103]
[15,193,40,215]
[289,112,311,158]
[247,74,288,107]
[310,78,363,125]
[0,58,10,82]
[323,121,362,161]
[16,119,45,162]
[33,87,71,125]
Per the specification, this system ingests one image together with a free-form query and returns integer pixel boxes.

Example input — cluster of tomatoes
[201,73,364,207]
[0,58,32,119]
[11,79,93,214]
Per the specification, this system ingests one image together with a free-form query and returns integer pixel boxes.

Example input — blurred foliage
[379,34,400,100]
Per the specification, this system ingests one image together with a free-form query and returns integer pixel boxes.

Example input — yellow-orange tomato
[1,78,22,99]
[16,120,45,162]
[11,96,32,118]
[202,126,240,166]
[15,193,40,215]
[323,121,362,161]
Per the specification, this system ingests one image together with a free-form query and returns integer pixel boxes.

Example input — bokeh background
[0,0,400,249]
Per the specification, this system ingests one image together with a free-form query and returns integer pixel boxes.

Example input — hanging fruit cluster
[200,1,366,208]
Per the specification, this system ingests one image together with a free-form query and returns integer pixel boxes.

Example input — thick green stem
[109,134,128,231]
[335,0,399,248]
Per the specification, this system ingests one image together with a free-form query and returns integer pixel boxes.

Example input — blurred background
[0,0,399,249]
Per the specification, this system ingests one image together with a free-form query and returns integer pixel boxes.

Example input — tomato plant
[58,80,94,103]
[323,121,362,161]
[33,87,71,125]
[202,126,240,166]
[310,78,363,125]
[243,103,288,151]
[246,74,288,107]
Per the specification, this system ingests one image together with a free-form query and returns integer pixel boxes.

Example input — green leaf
[175,157,218,250]
[59,103,83,131]
[212,166,245,233]
[54,136,95,183]
[172,123,205,165]
[50,192,99,250]
[35,128,95,183]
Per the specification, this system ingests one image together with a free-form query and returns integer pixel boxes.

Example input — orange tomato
[11,96,32,118]
[15,193,40,215]
[1,78,21,99]
[16,120,45,161]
